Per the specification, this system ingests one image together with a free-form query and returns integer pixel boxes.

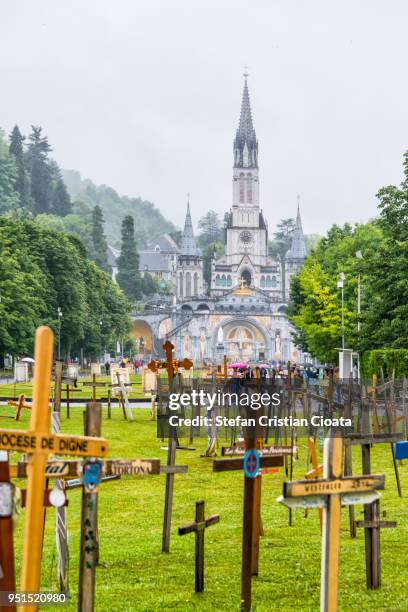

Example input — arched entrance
[214,319,268,362]
[132,320,153,357]
[226,326,255,362]
[241,269,252,287]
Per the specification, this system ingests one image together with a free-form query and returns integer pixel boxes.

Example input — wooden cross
[279,436,385,612]
[10,458,161,479]
[79,400,108,610]
[148,340,193,382]
[11,441,160,610]
[178,500,220,592]
[213,438,284,611]
[68,397,162,610]
[343,377,357,538]
[82,374,108,403]
[221,443,294,457]
[113,372,134,421]
[345,384,401,589]
[0,451,16,612]
[216,355,228,379]
[372,373,402,495]
[305,437,323,531]
[355,505,396,590]
[63,377,79,419]
[0,326,109,612]
[52,359,69,595]
[148,340,193,553]
[7,393,32,421]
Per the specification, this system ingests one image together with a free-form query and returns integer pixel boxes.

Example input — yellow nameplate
[283,474,385,497]
[0,429,108,457]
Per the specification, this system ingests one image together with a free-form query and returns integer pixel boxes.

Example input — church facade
[131,76,307,364]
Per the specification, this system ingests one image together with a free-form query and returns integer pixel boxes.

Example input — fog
[1,0,407,234]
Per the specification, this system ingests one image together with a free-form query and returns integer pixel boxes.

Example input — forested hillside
[63,170,176,248]
[0,217,130,359]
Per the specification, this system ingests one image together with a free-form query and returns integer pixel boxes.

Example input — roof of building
[139,251,171,272]
[213,266,233,272]
[149,233,179,254]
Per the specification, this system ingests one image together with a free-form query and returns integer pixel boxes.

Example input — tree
[8,125,30,210]
[26,126,53,215]
[196,210,226,290]
[359,151,408,351]
[271,218,296,253]
[288,259,352,363]
[0,217,131,360]
[35,212,93,253]
[269,217,295,299]
[169,229,182,247]
[141,272,158,295]
[197,210,223,248]
[0,130,20,215]
[90,205,111,273]
[202,242,224,287]
[52,176,72,216]
[116,215,142,301]
[304,233,321,254]
[287,221,385,363]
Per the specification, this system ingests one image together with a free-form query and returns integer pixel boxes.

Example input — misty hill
[63,169,176,248]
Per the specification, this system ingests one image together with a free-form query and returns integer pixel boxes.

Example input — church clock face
[239,230,253,246]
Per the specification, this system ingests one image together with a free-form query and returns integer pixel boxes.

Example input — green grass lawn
[0,375,146,401]
[3,404,408,611]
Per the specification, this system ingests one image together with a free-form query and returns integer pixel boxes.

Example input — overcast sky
[1,1,407,235]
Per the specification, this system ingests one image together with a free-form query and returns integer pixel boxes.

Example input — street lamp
[57,307,63,359]
[355,251,363,333]
[99,320,105,357]
[355,251,364,380]
[337,273,346,349]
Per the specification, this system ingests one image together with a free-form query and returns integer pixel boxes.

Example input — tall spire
[286,197,307,260]
[234,71,258,169]
[181,199,200,256]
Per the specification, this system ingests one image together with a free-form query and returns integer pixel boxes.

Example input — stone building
[130,75,307,364]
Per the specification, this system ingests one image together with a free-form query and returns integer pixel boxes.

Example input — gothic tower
[232,73,259,210]
[285,202,307,299]
[211,74,277,295]
[176,201,204,299]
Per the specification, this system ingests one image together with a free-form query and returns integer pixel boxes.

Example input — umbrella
[257,363,272,369]
[21,357,35,363]
[229,362,247,369]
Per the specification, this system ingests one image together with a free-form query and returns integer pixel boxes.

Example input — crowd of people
[228,363,333,383]
[103,357,145,376]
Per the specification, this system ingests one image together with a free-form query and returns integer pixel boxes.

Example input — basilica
[131,76,307,364]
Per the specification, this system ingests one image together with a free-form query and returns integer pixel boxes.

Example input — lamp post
[355,251,363,379]
[99,320,104,357]
[355,251,363,332]
[57,307,63,359]
[337,273,346,349]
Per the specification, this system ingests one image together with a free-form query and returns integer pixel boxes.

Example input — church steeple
[234,72,258,169]
[232,71,260,213]
[177,199,203,300]
[286,199,307,260]
[181,200,200,256]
